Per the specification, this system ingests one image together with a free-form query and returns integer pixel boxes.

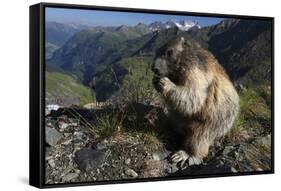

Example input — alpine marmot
[152,36,239,167]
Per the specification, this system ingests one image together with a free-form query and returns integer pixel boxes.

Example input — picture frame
[30,2,274,188]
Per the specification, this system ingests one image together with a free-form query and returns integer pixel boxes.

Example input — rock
[235,136,271,171]
[73,132,88,143]
[62,173,79,182]
[152,151,171,161]
[64,133,72,137]
[61,138,72,145]
[253,135,271,148]
[125,169,138,178]
[142,160,165,177]
[170,165,179,173]
[96,142,107,150]
[83,103,96,109]
[231,167,238,173]
[62,166,73,175]
[45,127,63,146]
[58,122,69,129]
[75,169,81,173]
[45,109,51,116]
[152,153,160,161]
[46,155,53,161]
[74,148,106,172]
[48,159,56,168]
[125,158,131,165]
[222,146,235,156]
[164,162,179,174]
[69,122,78,127]
[216,160,225,167]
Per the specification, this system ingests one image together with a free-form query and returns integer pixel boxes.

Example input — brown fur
[152,37,239,165]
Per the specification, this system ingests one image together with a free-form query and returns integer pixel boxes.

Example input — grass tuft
[227,86,271,142]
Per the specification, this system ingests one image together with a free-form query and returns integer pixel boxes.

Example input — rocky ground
[45,103,272,184]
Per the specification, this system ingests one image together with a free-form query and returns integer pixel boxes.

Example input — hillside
[187,19,272,85]
[46,69,94,106]
[46,21,88,46]
[46,42,59,59]
[92,56,156,101]
[45,22,89,59]
[48,25,151,84]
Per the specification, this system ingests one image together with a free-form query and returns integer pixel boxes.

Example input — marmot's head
[152,36,208,85]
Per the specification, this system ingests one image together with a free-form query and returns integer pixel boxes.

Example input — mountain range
[148,20,200,31]
[45,18,272,103]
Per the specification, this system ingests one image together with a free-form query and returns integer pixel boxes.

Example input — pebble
[125,169,138,178]
[96,143,107,150]
[64,133,72,137]
[61,139,72,145]
[152,153,160,161]
[46,122,53,127]
[222,146,235,156]
[165,164,178,174]
[59,122,69,129]
[231,167,238,173]
[75,169,81,173]
[125,158,131,165]
[62,173,79,182]
[48,159,56,168]
[46,155,53,161]
[70,122,78,127]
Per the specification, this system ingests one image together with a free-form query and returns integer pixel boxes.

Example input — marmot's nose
[152,66,160,75]
[152,59,162,74]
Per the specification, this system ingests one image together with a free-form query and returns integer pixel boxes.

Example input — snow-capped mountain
[149,20,201,31]
[148,21,167,31]
[175,20,201,31]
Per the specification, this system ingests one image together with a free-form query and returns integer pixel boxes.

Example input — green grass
[118,56,160,104]
[46,71,94,105]
[88,110,125,139]
[229,86,271,140]
[72,101,164,146]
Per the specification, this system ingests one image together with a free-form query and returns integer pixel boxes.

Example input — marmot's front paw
[159,77,175,94]
[170,150,203,168]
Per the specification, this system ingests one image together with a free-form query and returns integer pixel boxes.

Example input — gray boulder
[45,127,63,146]
[74,148,106,172]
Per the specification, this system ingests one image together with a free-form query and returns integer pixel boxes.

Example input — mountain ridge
[47,18,272,101]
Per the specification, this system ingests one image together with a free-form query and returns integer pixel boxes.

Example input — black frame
[30,2,275,188]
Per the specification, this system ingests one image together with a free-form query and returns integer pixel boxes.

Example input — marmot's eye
[167,49,173,57]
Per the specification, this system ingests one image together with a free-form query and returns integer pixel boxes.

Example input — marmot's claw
[170,150,189,164]
[170,150,203,168]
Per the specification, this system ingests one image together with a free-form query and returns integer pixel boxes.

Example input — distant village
[45,97,80,114]
[45,97,112,115]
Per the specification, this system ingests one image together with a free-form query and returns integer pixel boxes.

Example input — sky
[46,7,225,27]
